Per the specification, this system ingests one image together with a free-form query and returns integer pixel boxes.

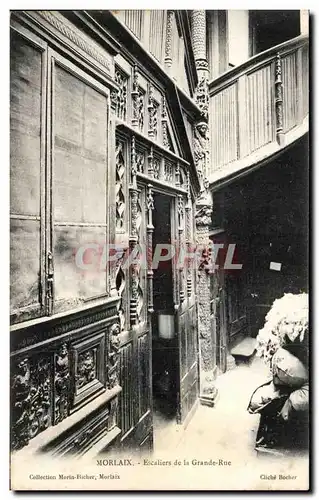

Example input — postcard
[10,8,309,491]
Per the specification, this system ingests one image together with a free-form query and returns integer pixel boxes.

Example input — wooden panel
[180,362,198,420]
[301,45,309,120]
[136,185,147,324]
[53,63,108,305]
[119,342,134,436]
[210,83,238,171]
[10,30,42,217]
[138,333,150,418]
[178,302,199,423]
[282,52,298,132]
[10,30,43,314]
[10,219,40,311]
[54,226,107,302]
[44,404,110,457]
[149,10,165,62]
[70,331,106,411]
[54,65,107,224]
[179,311,187,378]
[186,305,197,371]
[246,65,273,154]
[120,10,143,39]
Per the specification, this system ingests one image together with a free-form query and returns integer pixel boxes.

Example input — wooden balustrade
[208,35,309,181]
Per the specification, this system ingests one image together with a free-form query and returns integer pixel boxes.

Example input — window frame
[10,26,113,325]
[10,24,48,323]
[49,48,112,314]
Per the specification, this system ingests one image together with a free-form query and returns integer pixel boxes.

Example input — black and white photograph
[9,8,309,491]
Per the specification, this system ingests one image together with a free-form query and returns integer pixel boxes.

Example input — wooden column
[164,10,174,72]
[129,136,139,326]
[192,10,218,405]
[195,207,218,406]
[146,184,154,314]
[275,54,284,146]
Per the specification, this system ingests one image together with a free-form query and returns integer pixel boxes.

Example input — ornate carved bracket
[193,121,208,185]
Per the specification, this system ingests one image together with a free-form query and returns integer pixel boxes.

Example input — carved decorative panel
[115,140,126,231]
[136,192,144,323]
[11,356,51,450]
[10,299,121,452]
[153,156,161,180]
[148,84,159,139]
[114,66,128,120]
[137,87,145,132]
[54,343,70,424]
[164,160,174,183]
[71,332,105,410]
[76,350,96,390]
[179,166,187,189]
[151,101,159,139]
[108,323,121,389]
[161,95,174,152]
[136,149,146,174]
[37,11,112,73]
[116,263,127,332]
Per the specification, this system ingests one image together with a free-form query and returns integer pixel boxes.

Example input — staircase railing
[208,35,309,181]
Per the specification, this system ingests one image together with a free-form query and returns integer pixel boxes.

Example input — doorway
[151,193,179,436]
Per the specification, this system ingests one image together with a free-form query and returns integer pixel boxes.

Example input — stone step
[230,337,257,358]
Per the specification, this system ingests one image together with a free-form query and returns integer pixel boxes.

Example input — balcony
[208,35,309,188]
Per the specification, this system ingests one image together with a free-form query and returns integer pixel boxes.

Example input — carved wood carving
[115,139,126,231]
[108,323,121,389]
[11,356,51,450]
[54,343,70,425]
[114,67,128,120]
[161,95,172,150]
[136,149,145,174]
[164,160,174,183]
[37,11,111,72]
[146,184,154,314]
[131,65,139,128]
[178,195,185,302]
[148,84,158,139]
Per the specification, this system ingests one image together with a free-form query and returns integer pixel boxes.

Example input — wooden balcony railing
[208,35,309,184]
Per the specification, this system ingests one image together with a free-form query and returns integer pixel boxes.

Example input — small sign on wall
[269,261,282,271]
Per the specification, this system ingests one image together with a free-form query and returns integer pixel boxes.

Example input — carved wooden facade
[10,9,202,456]
[10,9,308,456]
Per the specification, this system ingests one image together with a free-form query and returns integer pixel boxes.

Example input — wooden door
[226,274,247,347]
[175,195,199,425]
[212,269,227,374]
